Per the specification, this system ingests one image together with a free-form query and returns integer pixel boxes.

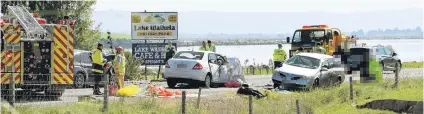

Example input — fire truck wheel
[45,85,66,99]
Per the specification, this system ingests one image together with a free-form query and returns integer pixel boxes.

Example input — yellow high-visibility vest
[91,49,104,73]
[113,54,126,75]
[199,46,209,51]
[273,48,287,61]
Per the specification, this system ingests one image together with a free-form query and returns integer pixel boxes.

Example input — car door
[376,47,391,70]
[208,53,220,83]
[319,59,332,86]
[382,47,397,70]
[216,55,230,83]
[327,58,342,84]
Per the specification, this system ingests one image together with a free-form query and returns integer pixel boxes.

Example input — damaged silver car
[272,53,345,89]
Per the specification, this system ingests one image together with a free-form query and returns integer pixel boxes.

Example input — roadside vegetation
[402,61,423,68]
[5,77,421,114]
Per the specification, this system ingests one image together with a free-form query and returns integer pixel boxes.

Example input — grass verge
[4,78,421,114]
[402,61,423,68]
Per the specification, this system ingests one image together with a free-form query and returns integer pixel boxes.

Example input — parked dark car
[347,45,401,74]
[73,50,115,88]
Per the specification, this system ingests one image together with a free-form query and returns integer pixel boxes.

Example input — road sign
[131,12,178,40]
[132,43,177,65]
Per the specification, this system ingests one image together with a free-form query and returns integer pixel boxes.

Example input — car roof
[296,53,333,60]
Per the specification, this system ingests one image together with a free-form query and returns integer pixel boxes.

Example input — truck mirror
[286,37,290,43]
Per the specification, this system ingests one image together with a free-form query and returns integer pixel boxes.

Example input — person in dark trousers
[165,46,176,63]
[91,43,104,95]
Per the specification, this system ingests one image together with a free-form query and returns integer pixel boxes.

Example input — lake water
[177,39,423,65]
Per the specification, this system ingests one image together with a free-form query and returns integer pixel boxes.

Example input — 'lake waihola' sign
[131,12,178,40]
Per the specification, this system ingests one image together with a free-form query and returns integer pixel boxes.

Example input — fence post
[144,65,148,80]
[9,72,15,107]
[182,91,186,114]
[103,73,109,112]
[349,76,353,100]
[196,88,202,109]
[259,67,262,74]
[393,63,399,88]
[249,95,253,114]
[157,66,161,80]
[296,99,300,114]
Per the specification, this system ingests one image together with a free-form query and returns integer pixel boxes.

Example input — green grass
[402,61,423,68]
[5,77,421,114]
[243,67,273,75]
[100,32,131,39]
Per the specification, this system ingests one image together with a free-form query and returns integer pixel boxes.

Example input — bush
[124,51,143,80]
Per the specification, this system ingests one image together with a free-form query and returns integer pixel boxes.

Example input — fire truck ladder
[7,5,48,39]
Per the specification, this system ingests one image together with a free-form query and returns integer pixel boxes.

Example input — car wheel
[393,62,401,73]
[313,79,319,88]
[74,72,85,88]
[167,79,177,88]
[204,74,212,88]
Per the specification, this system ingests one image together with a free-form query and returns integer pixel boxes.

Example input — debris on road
[117,85,141,97]
[224,81,241,88]
[147,85,190,98]
[236,84,266,99]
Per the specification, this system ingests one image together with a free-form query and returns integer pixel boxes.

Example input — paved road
[12,68,423,107]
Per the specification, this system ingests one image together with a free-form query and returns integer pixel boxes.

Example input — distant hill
[92,8,423,39]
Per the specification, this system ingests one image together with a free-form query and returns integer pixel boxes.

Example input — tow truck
[287,25,357,58]
[1,6,75,98]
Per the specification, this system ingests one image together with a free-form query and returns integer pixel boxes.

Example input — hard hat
[115,46,123,52]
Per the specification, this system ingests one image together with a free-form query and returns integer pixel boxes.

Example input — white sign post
[131,12,178,40]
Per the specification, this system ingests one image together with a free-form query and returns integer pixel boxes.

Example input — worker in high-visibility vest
[114,46,126,89]
[91,43,104,95]
[199,41,208,51]
[206,40,216,52]
[273,44,287,68]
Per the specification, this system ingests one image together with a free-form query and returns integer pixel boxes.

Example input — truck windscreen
[292,30,325,43]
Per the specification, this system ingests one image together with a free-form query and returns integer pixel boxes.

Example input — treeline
[351,27,423,37]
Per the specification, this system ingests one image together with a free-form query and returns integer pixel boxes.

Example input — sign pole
[144,39,147,80]
[157,40,166,80]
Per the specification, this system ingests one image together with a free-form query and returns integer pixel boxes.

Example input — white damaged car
[272,53,345,89]
[164,51,245,88]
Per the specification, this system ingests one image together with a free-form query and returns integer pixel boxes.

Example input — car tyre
[204,74,212,88]
[74,72,86,88]
[167,79,177,88]
[313,79,319,88]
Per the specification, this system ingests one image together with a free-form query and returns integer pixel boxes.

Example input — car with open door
[164,51,241,88]
[272,53,345,90]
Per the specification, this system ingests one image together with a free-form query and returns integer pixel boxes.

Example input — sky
[92,0,424,35]
[94,0,423,13]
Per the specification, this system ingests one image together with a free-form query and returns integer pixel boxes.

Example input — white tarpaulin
[227,57,246,83]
